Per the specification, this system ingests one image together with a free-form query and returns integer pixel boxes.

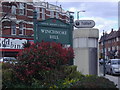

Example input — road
[99,64,120,89]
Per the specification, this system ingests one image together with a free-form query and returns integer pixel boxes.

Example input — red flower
[15,41,74,82]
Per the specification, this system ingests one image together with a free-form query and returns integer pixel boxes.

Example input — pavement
[99,73,120,89]
[99,64,120,89]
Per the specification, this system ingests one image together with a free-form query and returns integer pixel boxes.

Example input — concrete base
[73,28,99,75]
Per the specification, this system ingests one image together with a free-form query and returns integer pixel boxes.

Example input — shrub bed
[2,42,118,89]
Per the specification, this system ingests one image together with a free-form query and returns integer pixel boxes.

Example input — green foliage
[60,65,85,80]
[71,75,117,88]
[2,68,14,88]
[13,42,74,84]
[2,42,117,89]
[2,63,117,88]
[2,63,13,70]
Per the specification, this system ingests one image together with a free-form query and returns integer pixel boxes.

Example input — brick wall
[99,30,120,59]
[1,2,69,37]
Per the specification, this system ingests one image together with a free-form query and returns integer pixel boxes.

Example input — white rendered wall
[73,28,99,75]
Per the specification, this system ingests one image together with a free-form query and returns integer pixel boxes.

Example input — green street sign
[33,11,74,65]
[34,18,72,45]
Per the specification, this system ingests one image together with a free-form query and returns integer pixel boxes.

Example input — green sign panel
[34,18,72,45]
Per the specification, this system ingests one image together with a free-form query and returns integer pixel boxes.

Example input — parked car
[105,59,120,75]
[0,57,17,64]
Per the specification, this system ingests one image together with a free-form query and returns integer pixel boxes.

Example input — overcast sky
[47,1,118,38]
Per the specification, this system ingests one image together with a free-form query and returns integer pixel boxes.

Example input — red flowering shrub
[14,42,74,83]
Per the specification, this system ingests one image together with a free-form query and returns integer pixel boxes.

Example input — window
[108,48,110,51]
[19,3,25,15]
[101,42,103,45]
[42,8,45,20]
[35,7,40,19]
[50,11,54,18]
[116,37,119,41]
[105,48,107,53]
[11,6,16,15]
[117,46,118,50]
[112,46,115,51]
[11,22,16,35]
[19,22,24,35]
[101,49,103,53]
[56,12,59,18]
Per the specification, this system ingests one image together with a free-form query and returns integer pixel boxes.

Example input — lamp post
[77,10,85,20]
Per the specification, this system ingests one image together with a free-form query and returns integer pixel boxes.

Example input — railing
[34,2,65,13]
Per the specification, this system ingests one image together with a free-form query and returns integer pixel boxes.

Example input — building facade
[0,1,70,57]
[99,29,120,59]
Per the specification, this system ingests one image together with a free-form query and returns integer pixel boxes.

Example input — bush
[3,63,117,88]
[71,75,117,88]
[2,63,13,70]
[60,65,84,80]
[2,63,15,88]
[13,42,74,85]
[2,42,117,88]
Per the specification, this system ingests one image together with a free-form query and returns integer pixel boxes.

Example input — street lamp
[66,11,74,24]
[77,10,85,20]
[67,11,74,17]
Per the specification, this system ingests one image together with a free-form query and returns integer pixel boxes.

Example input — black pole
[69,15,74,65]
[77,12,79,20]
[103,30,106,76]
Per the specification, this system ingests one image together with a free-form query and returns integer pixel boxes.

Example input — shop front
[0,36,33,57]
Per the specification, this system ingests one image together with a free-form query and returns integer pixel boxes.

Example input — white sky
[36,0,120,2]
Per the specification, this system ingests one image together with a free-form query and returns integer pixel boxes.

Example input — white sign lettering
[74,20,95,28]
[41,29,67,35]
[50,35,59,39]
[0,38,27,49]
[41,22,68,28]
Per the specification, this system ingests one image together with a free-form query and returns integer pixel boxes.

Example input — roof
[99,29,120,42]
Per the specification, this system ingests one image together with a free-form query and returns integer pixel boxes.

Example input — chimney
[105,32,107,35]
[111,28,114,32]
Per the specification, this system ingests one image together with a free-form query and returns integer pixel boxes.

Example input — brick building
[99,28,120,59]
[0,1,70,57]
